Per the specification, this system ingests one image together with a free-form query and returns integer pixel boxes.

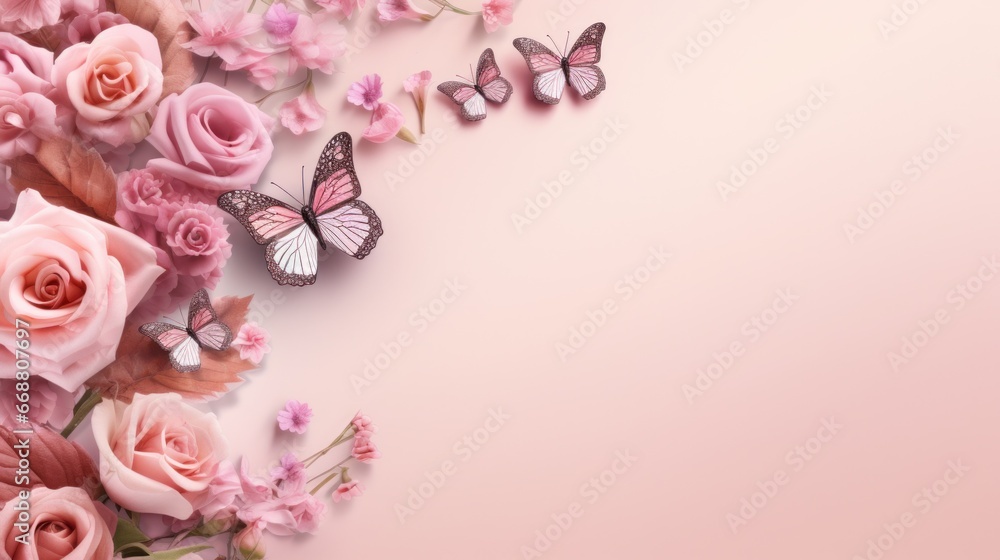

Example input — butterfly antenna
[564,31,571,57]
[547,34,562,57]
[271,182,302,205]
[301,166,306,203]
[469,64,475,82]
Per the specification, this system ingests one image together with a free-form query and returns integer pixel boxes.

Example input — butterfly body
[219,132,382,286]
[438,48,513,122]
[140,289,233,373]
[514,22,607,105]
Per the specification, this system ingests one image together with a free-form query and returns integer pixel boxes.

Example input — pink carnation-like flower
[262,2,298,44]
[331,479,364,503]
[279,84,326,135]
[233,322,271,364]
[377,0,431,22]
[277,400,313,434]
[481,0,513,33]
[352,430,381,462]
[362,101,405,143]
[351,411,374,433]
[183,1,263,64]
[270,453,305,492]
[288,15,345,75]
[0,0,61,34]
[190,461,242,521]
[347,73,383,110]
[156,202,232,296]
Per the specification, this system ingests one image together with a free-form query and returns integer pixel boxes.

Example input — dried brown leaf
[86,295,256,403]
[8,138,118,222]
[0,425,100,504]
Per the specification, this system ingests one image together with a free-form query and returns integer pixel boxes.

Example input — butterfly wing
[187,289,232,351]
[266,223,320,286]
[566,22,607,100]
[218,190,305,245]
[476,48,513,105]
[315,200,383,259]
[438,81,488,121]
[139,322,201,373]
[310,132,362,216]
[512,37,566,105]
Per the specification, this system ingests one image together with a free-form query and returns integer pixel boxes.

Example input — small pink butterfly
[513,22,607,105]
[218,132,383,286]
[437,48,514,121]
[140,289,233,373]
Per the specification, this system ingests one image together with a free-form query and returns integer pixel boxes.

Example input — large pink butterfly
[218,132,383,286]
[437,48,513,121]
[513,22,607,105]
[140,289,233,373]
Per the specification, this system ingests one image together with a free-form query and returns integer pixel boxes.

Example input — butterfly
[218,132,383,286]
[513,22,607,105]
[139,289,233,373]
[437,48,514,121]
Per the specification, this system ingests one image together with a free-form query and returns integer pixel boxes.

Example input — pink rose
[0,190,162,392]
[0,32,55,94]
[147,82,274,193]
[0,85,60,161]
[52,24,163,146]
[91,393,230,519]
[0,486,116,560]
[115,167,191,225]
[157,201,232,290]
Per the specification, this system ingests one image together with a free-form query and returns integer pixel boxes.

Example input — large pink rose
[0,32,55,94]
[52,24,163,146]
[146,82,274,194]
[0,486,116,560]
[91,393,229,519]
[0,190,163,392]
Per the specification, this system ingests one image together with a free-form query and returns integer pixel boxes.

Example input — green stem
[62,390,102,438]
[303,422,355,468]
[308,457,352,494]
[430,0,481,15]
[254,70,312,106]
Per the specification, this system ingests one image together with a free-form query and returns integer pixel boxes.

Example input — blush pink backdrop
[210,0,1000,558]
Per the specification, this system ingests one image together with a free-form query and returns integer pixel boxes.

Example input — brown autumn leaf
[8,138,118,222]
[0,425,100,504]
[86,295,256,403]
[108,0,197,99]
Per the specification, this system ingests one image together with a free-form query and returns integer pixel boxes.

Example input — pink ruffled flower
[377,0,431,22]
[262,2,298,44]
[288,15,345,75]
[277,400,313,434]
[156,203,232,295]
[183,1,263,64]
[279,84,326,135]
[0,0,61,34]
[115,168,191,225]
[347,73,383,110]
[351,411,374,433]
[352,430,381,462]
[190,461,242,521]
[233,322,271,364]
[0,87,59,161]
[315,0,366,18]
[481,0,513,33]
[403,70,431,133]
[331,479,364,503]
[362,101,405,143]
[0,377,80,429]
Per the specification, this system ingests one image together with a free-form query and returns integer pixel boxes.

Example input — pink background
[211,0,1000,558]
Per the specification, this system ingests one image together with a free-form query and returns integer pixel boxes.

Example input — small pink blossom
[277,400,313,434]
[232,322,271,364]
[270,453,306,492]
[279,84,326,135]
[0,0,61,34]
[288,15,345,75]
[262,2,298,44]
[190,461,242,521]
[331,479,364,503]
[377,0,431,22]
[403,70,431,133]
[481,0,513,33]
[351,411,374,433]
[346,73,383,111]
[183,2,263,64]
[362,101,405,143]
[351,430,381,462]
